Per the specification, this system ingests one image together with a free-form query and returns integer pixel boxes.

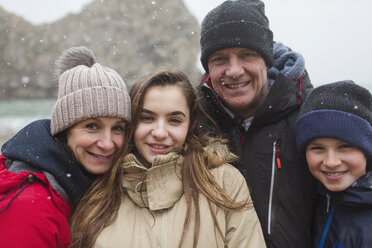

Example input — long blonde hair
[70,70,252,248]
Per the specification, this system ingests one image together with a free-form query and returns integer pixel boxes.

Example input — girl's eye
[139,115,153,122]
[169,117,183,124]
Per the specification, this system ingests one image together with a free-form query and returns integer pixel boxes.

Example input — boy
[295,80,372,248]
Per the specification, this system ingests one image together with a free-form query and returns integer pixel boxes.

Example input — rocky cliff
[0,0,202,99]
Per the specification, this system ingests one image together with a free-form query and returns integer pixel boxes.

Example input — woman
[0,46,131,248]
[71,70,265,247]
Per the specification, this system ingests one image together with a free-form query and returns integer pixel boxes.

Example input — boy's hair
[295,80,372,161]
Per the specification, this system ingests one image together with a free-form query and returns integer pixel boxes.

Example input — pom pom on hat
[50,46,131,135]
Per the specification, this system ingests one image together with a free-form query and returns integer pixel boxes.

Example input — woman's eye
[112,125,125,132]
[85,123,99,130]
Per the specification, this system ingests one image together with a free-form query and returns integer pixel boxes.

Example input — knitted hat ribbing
[50,46,131,135]
[295,80,372,158]
[200,0,273,72]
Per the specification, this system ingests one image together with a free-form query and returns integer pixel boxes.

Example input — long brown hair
[70,70,252,248]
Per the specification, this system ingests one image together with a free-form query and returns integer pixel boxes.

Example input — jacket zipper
[268,139,282,234]
[268,140,277,235]
[326,194,331,213]
[319,195,335,248]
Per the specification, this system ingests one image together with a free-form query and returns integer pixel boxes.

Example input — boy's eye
[339,144,352,149]
[308,146,324,151]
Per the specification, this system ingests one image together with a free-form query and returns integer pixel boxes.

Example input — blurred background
[1,0,371,147]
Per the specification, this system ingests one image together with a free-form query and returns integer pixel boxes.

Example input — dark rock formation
[0,0,202,99]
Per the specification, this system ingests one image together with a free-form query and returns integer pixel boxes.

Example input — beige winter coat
[95,150,266,248]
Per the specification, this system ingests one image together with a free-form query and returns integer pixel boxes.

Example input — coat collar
[122,152,183,211]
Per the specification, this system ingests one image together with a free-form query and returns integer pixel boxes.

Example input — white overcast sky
[0,0,371,89]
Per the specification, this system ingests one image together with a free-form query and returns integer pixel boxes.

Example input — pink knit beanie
[50,46,131,135]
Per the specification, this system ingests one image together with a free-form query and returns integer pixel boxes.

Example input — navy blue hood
[339,171,372,206]
[1,119,96,205]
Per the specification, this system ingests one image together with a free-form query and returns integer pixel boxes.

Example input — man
[197,0,317,247]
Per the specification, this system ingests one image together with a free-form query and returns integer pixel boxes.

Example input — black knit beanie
[200,0,274,73]
[295,80,372,160]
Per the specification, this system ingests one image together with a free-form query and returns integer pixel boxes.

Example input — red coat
[0,155,72,248]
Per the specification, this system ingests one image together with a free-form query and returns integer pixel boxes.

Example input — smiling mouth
[324,171,346,177]
[149,144,169,149]
[222,81,249,89]
[88,151,112,159]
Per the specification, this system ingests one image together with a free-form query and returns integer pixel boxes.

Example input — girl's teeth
[151,144,166,149]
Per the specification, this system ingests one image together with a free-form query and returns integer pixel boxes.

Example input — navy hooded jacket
[313,171,372,248]
[1,119,95,205]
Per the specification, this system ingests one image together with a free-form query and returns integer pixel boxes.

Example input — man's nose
[226,57,244,79]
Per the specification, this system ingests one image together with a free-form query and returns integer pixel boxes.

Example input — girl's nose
[151,122,168,139]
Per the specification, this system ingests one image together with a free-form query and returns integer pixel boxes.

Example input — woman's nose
[96,130,115,151]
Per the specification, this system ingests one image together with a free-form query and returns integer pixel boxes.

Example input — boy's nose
[324,151,342,168]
